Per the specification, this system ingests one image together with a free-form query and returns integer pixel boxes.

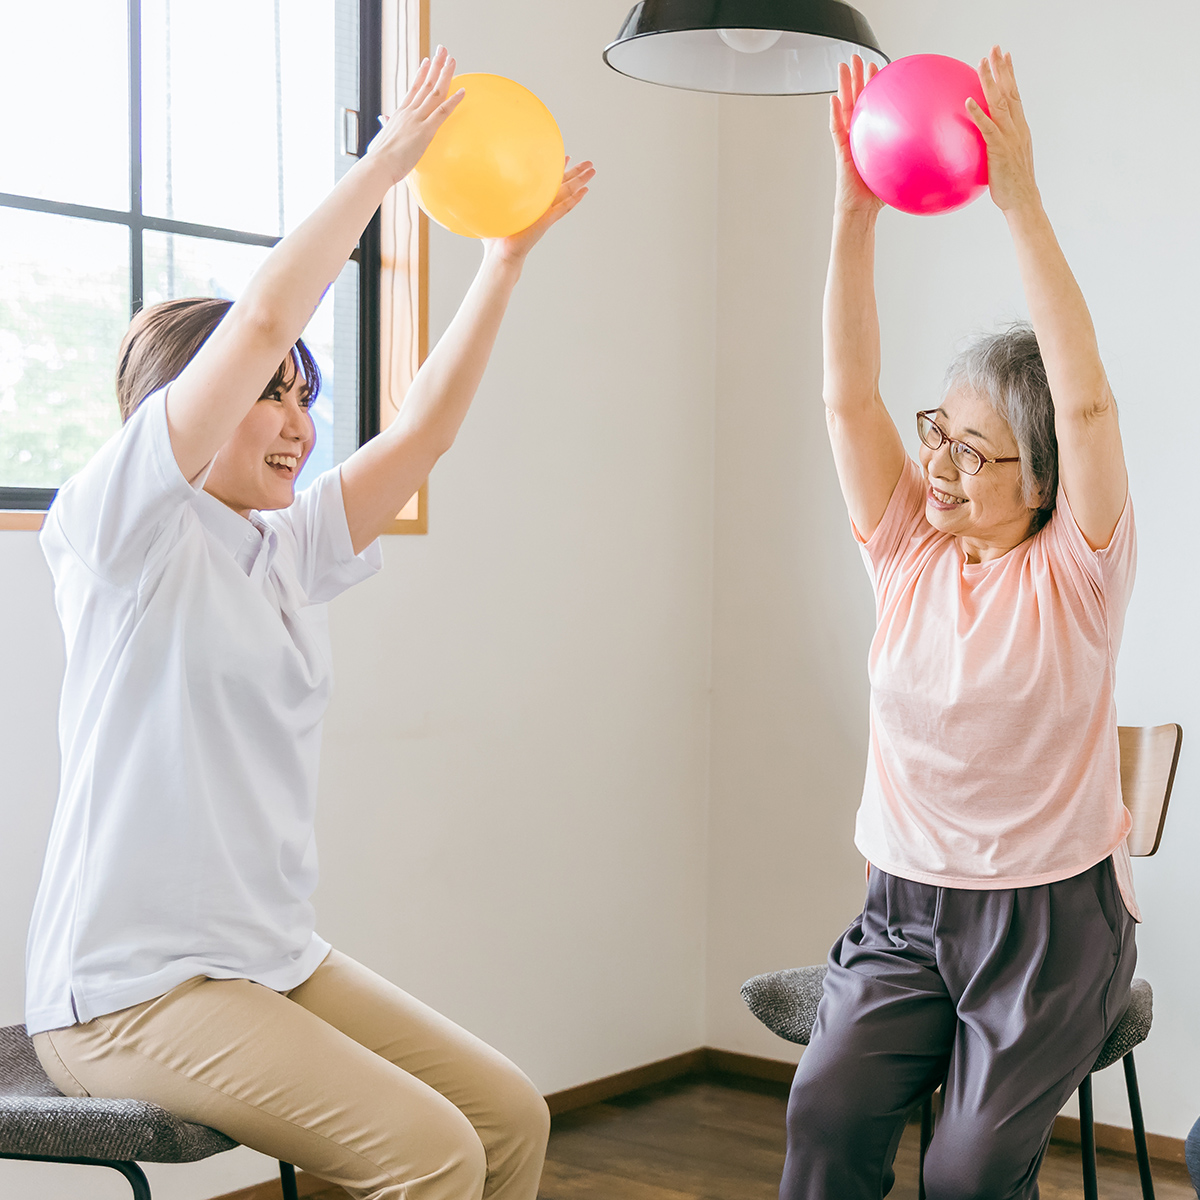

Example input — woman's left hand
[966,46,1040,215]
[481,157,596,266]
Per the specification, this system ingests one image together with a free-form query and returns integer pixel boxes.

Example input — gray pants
[781,859,1136,1200]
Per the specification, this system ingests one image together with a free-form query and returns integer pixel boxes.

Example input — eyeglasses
[916,411,1020,476]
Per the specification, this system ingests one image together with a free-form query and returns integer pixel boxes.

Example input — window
[0,0,427,532]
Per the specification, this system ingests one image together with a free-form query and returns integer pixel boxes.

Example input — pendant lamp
[603,0,888,95]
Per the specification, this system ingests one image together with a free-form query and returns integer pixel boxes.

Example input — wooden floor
[308,1074,1197,1200]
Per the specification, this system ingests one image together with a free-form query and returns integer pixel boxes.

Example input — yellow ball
[407,74,564,239]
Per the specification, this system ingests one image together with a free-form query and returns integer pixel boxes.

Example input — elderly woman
[781,48,1138,1199]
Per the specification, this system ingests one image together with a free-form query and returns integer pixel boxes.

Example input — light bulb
[717,28,783,54]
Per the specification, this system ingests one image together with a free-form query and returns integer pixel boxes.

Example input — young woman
[781,48,1137,1199]
[26,47,594,1200]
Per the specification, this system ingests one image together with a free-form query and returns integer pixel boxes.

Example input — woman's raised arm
[163,48,465,482]
[823,57,908,542]
[339,159,594,553]
[967,47,1127,549]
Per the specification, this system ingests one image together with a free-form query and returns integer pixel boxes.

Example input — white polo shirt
[26,387,382,1034]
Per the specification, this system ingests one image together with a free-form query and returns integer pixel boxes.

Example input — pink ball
[849,54,989,216]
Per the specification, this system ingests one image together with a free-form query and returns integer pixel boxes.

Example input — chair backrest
[1119,724,1183,857]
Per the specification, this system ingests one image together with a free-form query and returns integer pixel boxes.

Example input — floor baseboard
[542,1046,793,1115]
[211,1047,1187,1198]
[213,1170,328,1200]
[1051,1113,1186,1165]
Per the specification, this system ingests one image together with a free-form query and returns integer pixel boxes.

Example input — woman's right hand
[831,55,883,216]
[366,46,466,186]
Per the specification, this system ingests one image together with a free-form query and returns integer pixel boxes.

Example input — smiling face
[202,356,315,517]
[919,385,1037,560]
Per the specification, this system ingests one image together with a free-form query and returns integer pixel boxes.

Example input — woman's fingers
[965,95,998,139]
[837,60,855,121]
[552,162,595,204]
[417,51,456,115]
[984,45,1023,115]
[433,88,466,124]
[1000,51,1024,109]
[552,165,595,207]
[851,53,864,98]
[410,46,450,111]
[978,54,1003,114]
[411,46,447,105]
[989,45,1010,107]
[398,56,431,109]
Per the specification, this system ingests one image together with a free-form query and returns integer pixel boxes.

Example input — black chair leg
[280,1159,299,1200]
[1079,1074,1099,1200]
[918,1093,934,1200]
[109,1160,153,1200]
[1123,1053,1156,1200]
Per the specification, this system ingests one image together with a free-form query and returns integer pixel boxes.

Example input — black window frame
[0,0,383,512]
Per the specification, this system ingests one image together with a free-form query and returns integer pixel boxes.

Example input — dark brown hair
[115,297,320,424]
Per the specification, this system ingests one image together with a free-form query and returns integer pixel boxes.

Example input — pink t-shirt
[855,455,1140,920]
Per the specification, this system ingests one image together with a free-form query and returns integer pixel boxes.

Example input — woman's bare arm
[164,49,464,482]
[824,57,907,541]
[340,160,595,553]
[968,47,1127,549]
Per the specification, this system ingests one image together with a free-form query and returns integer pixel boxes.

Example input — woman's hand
[966,47,1040,215]
[480,157,596,267]
[366,46,465,186]
[831,55,883,216]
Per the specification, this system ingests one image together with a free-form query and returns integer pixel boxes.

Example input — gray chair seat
[739,965,827,1047]
[739,967,1153,1074]
[0,1024,236,1163]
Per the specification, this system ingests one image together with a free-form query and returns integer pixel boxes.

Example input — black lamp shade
[603,0,888,95]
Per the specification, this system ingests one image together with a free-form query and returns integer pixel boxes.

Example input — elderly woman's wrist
[1001,187,1045,223]
[834,202,880,230]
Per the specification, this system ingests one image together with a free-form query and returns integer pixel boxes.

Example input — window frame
[0,0,428,535]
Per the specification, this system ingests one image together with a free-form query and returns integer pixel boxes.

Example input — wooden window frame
[375,0,430,535]
[0,0,429,536]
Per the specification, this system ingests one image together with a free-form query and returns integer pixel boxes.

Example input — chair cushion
[1092,978,1153,1072]
[740,968,1153,1074]
[740,965,827,1046]
[0,1025,237,1163]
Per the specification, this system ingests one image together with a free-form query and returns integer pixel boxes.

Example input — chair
[0,1023,301,1200]
[742,723,1183,1200]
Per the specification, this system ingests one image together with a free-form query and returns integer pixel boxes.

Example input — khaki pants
[34,950,549,1200]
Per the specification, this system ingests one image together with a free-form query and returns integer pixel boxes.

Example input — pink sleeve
[854,456,929,594]
[1042,484,1137,641]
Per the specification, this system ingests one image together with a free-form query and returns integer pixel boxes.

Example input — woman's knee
[400,1106,488,1200]
[785,1069,867,1156]
[488,1067,551,1163]
[518,1082,551,1154]
[922,1133,1038,1200]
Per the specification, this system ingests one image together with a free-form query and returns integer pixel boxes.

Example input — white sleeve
[42,388,198,589]
[262,466,383,603]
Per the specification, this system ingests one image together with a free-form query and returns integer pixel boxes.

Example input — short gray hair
[943,323,1058,533]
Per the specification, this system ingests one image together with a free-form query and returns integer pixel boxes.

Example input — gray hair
[943,323,1058,533]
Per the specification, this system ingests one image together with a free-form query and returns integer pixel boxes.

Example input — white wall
[705,0,1200,1144]
[0,1,718,1195]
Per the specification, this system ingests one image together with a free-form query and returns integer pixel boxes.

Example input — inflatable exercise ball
[849,54,989,216]
[408,73,564,239]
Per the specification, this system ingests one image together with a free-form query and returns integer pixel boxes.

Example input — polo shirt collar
[193,486,278,578]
